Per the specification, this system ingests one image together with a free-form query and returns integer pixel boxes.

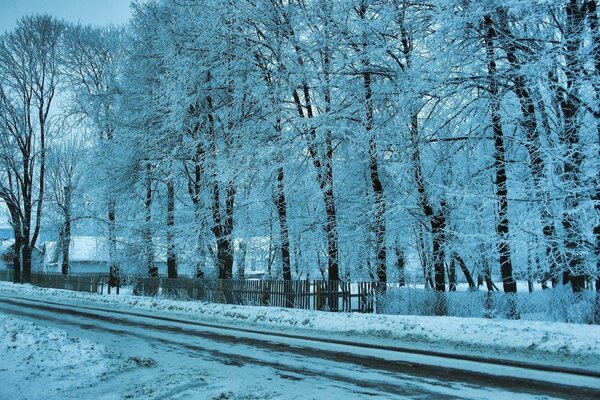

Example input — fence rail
[131,277,375,313]
[0,270,108,294]
[1,269,598,323]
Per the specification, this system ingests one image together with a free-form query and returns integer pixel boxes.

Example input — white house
[43,236,110,274]
[43,236,169,276]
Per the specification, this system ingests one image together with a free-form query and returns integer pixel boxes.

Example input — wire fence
[379,287,599,324]
[1,269,598,324]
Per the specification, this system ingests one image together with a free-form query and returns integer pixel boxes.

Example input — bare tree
[47,134,85,274]
[0,15,64,283]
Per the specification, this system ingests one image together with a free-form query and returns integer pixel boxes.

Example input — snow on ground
[0,313,130,400]
[1,281,600,372]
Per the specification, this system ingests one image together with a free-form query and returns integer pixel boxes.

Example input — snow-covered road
[1,294,598,399]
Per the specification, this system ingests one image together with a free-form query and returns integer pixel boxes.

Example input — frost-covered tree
[0,15,64,283]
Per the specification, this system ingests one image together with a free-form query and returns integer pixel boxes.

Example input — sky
[0,0,134,33]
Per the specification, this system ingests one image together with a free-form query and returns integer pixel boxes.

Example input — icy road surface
[1,295,599,399]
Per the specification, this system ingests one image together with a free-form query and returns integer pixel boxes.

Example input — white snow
[0,313,127,400]
[1,281,599,372]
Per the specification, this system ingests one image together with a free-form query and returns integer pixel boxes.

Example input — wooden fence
[0,270,108,294]
[131,277,376,313]
[0,270,376,313]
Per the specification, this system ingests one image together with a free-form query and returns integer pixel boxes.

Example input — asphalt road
[0,295,599,399]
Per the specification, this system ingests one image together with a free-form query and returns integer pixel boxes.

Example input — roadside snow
[1,282,599,372]
[0,312,127,400]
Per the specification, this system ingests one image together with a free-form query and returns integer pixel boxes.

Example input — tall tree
[0,15,64,283]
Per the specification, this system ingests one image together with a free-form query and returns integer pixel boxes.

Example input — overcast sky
[0,0,133,33]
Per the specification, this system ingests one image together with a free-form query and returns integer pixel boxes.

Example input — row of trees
[0,0,598,295]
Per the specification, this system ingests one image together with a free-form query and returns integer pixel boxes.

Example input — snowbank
[0,313,124,400]
[1,281,599,370]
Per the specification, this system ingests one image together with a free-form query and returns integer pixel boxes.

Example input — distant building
[43,236,110,274]
[43,236,169,276]
[0,238,44,272]
[243,270,267,280]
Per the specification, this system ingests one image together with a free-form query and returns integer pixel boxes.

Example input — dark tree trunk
[411,112,446,293]
[192,142,205,279]
[557,1,586,291]
[292,88,339,281]
[497,9,563,285]
[145,163,157,278]
[452,253,476,289]
[108,200,119,288]
[448,257,457,292]
[205,72,236,280]
[358,5,387,309]
[60,184,72,275]
[166,179,177,279]
[395,243,406,287]
[253,37,292,283]
[21,246,32,283]
[287,20,340,282]
[276,166,291,280]
[431,219,447,292]
[417,224,434,289]
[21,187,32,283]
[6,206,23,283]
[12,234,21,283]
[480,244,499,292]
[365,81,386,289]
[484,14,516,294]
[358,6,387,288]
[216,237,234,279]
[587,0,600,319]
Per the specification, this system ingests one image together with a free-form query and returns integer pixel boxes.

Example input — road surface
[0,295,599,399]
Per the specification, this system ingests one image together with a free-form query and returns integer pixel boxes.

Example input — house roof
[45,236,109,263]
[0,239,43,255]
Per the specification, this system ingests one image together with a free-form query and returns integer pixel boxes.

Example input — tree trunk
[365,76,386,289]
[452,253,476,289]
[276,165,291,281]
[206,72,236,280]
[61,220,71,276]
[395,243,406,287]
[411,111,446,293]
[358,2,386,291]
[287,17,340,282]
[484,14,516,294]
[292,87,339,281]
[166,179,177,279]
[12,234,21,284]
[587,0,600,319]
[21,245,32,283]
[497,9,563,285]
[192,142,205,279]
[558,1,586,291]
[216,237,234,279]
[448,257,457,292]
[108,200,119,288]
[416,225,434,289]
[145,163,157,278]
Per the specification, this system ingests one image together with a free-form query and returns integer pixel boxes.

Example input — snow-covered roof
[45,236,109,263]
